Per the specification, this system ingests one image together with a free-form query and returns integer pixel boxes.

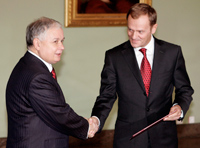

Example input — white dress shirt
[133,35,154,69]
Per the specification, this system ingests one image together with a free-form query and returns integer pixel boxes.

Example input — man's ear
[33,38,41,50]
[152,24,158,34]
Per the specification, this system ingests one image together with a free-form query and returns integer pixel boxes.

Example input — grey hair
[26,17,62,48]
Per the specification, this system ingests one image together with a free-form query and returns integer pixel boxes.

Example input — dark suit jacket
[92,38,194,148]
[6,52,89,148]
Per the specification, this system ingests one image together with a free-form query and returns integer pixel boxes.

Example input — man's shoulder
[155,37,181,48]
[107,40,131,53]
[11,52,50,81]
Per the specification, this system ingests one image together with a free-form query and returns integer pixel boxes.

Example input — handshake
[86,116,100,138]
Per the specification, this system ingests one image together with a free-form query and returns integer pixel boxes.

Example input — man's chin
[131,44,140,48]
[52,59,60,64]
[130,41,141,48]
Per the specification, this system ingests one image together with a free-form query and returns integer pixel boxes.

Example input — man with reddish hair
[90,3,193,148]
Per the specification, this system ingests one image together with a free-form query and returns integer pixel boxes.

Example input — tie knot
[139,48,147,55]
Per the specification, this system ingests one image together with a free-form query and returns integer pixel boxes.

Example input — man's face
[127,14,157,48]
[37,27,65,64]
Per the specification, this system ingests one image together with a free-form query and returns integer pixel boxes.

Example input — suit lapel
[121,41,145,91]
[121,39,166,95]
[150,38,165,94]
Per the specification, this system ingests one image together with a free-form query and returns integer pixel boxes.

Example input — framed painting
[65,0,152,27]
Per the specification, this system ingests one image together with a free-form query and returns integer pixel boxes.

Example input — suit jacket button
[146,108,150,112]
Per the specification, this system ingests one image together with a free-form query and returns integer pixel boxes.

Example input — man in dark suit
[90,3,194,148]
[6,17,97,148]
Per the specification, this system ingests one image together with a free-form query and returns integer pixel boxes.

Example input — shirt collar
[134,35,154,53]
[28,50,53,72]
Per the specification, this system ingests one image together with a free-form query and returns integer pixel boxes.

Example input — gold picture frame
[65,0,152,27]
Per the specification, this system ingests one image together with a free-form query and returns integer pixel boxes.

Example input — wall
[0,0,200,137]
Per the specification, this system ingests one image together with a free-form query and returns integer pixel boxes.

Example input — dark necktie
[140,48,152,96]
[51,68,57,80]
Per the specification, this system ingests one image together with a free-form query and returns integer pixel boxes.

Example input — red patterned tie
[140,48,151,96]
[51,68,57,80]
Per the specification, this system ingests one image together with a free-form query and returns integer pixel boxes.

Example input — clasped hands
[86,116,99,138]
